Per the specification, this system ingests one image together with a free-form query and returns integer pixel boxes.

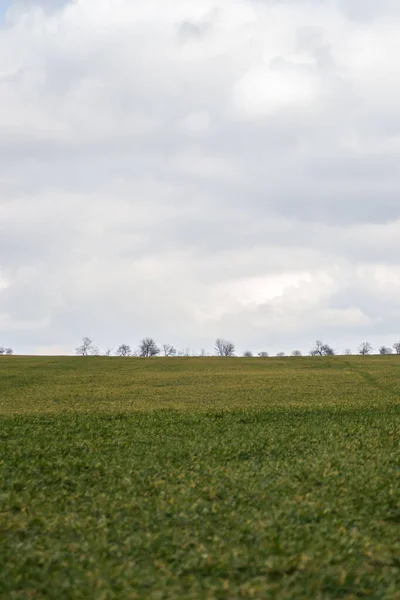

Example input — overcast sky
[1,0,400,356]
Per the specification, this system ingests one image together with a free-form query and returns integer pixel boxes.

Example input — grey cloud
[11,0,70,14]
[1,0,400,355]
[177,10,220,44]
[337,0,400,21]
[177,20,212,42]
[329,286,398,323]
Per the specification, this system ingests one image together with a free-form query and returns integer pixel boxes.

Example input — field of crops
[1,356,400,599]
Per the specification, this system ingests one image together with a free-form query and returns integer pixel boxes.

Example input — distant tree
[292,350,302,357]
[5,348,13,355]
[359,341,373,355]
[310,340,324,356]
[214,338,235,357]
[139,338,160,357]
[76,337,94,356]
[258,351,269,357]
[104,348,113,356]
[323,345,335,356]
[0,347,5,355]
[116,344,132,357]
[276,352,285,357]
[200,348,207,357]
[379,346,392,355]
[393,342,400,355]
[343,349,352,356]
[162,344,177,357]
[310,340,335,356]
[243,350,253,358]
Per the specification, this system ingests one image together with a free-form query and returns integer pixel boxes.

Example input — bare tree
[323,345,335,356]
[393,342,400,355]
[310,340,335,356]
[243,350,253,358]
[258,351,269,357]
[292,350,302,357]
[359,341,373,355]
[162,344,177,357]
[310,343,320,356]
[310,340,324,356]
[276,352,285,357]
[0,347,5,355]
[214,338,235,357]
[116,344,132,357]
[76,337,94,356]
[200,348,207,357]
[343,349,352,356]
[379,346,392,355]
[104,348,113,356]
[139,338,160,357]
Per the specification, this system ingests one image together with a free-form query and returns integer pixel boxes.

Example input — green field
[1,356,400,599]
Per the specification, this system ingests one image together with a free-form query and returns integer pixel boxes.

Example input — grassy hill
[1,354,400,414]
[1,356,400,598]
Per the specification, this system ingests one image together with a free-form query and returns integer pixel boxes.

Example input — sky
[1,0,400,356]
[0,1,10,23]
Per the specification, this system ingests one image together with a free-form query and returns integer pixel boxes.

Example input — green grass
[1,357,400,598]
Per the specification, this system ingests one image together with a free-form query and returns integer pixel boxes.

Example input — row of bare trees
[75,337,400,358]
[221,339,400,357]
[309,340,400,356]
[75,337,207,358]
[3,338,400,358]
[210,339,400,357]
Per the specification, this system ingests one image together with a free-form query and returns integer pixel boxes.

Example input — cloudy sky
[1,0,400,356]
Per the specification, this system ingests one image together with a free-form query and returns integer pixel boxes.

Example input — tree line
[75,337,203,357]
[74,337,400,357]
[2,338,400,357]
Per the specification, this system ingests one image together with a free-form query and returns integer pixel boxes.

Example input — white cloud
[233,64,321,117]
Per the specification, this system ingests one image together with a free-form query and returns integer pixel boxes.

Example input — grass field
[1,356,400,599]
